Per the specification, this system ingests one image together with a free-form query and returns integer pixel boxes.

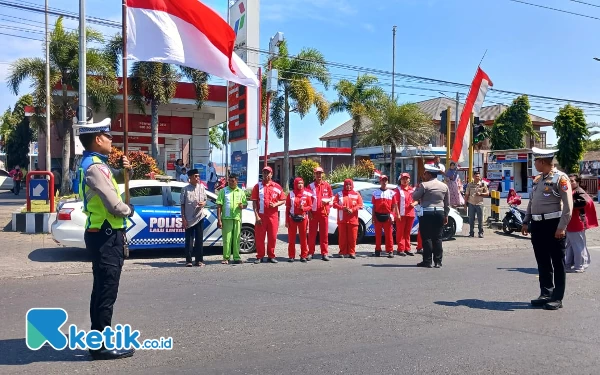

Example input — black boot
[89,346,135,361]
[530,295,552,307]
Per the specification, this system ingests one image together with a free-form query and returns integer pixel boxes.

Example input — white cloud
[362,23,375,33]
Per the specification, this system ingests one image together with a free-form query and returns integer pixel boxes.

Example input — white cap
[424,164,442,173]
[73,118,111,136]
[532,147,557,160]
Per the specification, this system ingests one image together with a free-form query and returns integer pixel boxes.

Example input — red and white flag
[451,67,493,163]
[374,169,382,178]
[126,0,259,87]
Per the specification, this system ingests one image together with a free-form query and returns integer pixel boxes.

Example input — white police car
[51,180,257,253]
[327,181,462,243]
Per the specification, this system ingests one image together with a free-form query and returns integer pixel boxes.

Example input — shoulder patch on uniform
[559,175,569,191]
[97,164,111,179]
[533,175,542,183]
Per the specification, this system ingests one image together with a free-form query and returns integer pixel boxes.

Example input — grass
[21,194,78,213]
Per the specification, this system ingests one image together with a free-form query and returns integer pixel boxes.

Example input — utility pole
[392,26,397,100]
[78,0,86,127]
[469,112,474,183]
[455,92,460,132]
[264,32,283,168]
[445,106,451,171]
[45,0,51,172]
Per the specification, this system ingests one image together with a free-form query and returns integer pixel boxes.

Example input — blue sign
[29,180,49,200]
[231,151,248,186]
[193,163,207,181]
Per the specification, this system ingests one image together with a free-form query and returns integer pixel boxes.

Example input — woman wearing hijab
[333,179,364,259]
[507,188,521,206]
[444,162,464,207]
[285,177,313,262]
[394,173,417,256]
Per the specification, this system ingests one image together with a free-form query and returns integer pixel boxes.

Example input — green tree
[2,95,35,169]
[553,104,589,173]
[490,95,535,150]
[209,123,224,160]
[7,17,118,194]
[361,97,436,180]
[268,40,330,191]
[296,159,320,186]
[329,74,385,166]
[106,35,209,160]
[583,138,600,152]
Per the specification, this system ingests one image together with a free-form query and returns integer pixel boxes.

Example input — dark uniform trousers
[420,211,445,265]
[85,220,126,333]
[184,221,204,263]
[530,218,566,300]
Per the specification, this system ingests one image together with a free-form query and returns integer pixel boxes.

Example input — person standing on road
[180,168,207,267]
[307,167,333,261]
[217,173,247,265]
[333,178,363,259]
[394,173,417,257]
[75,118,135,361]
[564,174,597,273]
[464,171,490,238]
[372,175,397,258]
[522,148,573,311]
[412,164,449,268]
[285,177,312,262]
[252,166,286,264]
[207,162,218,192]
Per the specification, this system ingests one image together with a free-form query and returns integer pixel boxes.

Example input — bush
[296,159,320,186]
[357,159,375,177]
[108,147,162,180]
[326,162,373,184]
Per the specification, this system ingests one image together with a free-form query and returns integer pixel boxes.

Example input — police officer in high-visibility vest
[75,118,135,360]
[522,148,573,310]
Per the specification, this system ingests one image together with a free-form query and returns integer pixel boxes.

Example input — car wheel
[442,218,456,241]
[330,229,339,245]
[239,225,256,254]
[356,221,366,244]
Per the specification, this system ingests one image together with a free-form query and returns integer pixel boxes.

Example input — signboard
[228,83,247,141]
[487,163,503,171]
[112,135,166,145]
[369,154,390,162]
[114,114,192,135]
[231,151,248,186]
[488,181,500,191]
[29,180,49,201]
[505,154,518,161]
[193,163,207,181]
[487,171,502,180]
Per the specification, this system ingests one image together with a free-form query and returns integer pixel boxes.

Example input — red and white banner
[451,67,493,163]
[126,0,259,87]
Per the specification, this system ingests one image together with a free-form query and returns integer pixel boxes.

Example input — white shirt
[180,174,189,183]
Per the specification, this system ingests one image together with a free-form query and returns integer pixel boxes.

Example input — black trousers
[185,221,204,263]
[420,211,445,265]
[530,218,566,300]
[85,223,125,332]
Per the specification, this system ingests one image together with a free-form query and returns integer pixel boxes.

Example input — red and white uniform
[395,185,416,252]
[333,179,363,256]
[252,180,286,260]
[286,178,312,259]
[372,188,396,252]
[307,180,333,256]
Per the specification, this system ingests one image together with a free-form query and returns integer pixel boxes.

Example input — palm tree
[329,74,385,166]
[7,17,118,194]
[208,122,224,160]
[361,97,436,180]
[106,36,209,160]
[268,40,330,190]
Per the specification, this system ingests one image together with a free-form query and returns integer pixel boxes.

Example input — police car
[327,181,463,243]
[51,179,257,253]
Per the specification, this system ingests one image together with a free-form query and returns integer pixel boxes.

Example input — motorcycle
[502,203,527,234]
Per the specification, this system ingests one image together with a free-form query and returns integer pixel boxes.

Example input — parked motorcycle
[502,204,527,234]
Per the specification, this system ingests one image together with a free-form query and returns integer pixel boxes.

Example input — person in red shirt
[286,177,312,262]
[371,175,397,257]
[251,166,286,264]
[394,173,417,256]
[307,166,333,261]
[333,179,364,259]
[565,174,598,273]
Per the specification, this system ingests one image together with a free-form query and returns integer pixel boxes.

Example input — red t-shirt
[251,181,286,216]
[372,188,396,214]
[285,190,312,222]
[307,180,333,216]
[394,185,415,217]
[333,190,363,224]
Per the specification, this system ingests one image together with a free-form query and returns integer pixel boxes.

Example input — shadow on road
[28,247,92,263]
[435,299,532,311]
[362,264,418,268]
[497,267,539,275]
[0,338,89,365]
[494,230,530,239]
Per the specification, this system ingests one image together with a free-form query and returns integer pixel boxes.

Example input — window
[125,186,164,206]
[359,188,377,204]
[170,186,217,209]
[339,137,351,148]
[327,139,339,148]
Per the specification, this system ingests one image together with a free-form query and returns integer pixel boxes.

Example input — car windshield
[331,183,343,196]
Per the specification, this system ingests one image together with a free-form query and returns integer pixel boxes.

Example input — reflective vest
[79,152,127,230]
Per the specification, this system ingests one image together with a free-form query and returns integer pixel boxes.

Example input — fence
[580,177,598,198]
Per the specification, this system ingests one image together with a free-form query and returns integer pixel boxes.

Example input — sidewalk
[0,190,26,231]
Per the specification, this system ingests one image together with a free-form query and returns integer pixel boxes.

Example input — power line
[0,31,42,41]
[567,0,600,8]
[506,0,600,21]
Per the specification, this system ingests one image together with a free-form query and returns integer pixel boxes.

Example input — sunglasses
[100,132,113,140]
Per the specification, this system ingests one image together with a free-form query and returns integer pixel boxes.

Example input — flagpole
[122,0,130,203]
[225,0,230,180]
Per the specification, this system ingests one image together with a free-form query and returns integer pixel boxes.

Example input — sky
[2,0,600,165]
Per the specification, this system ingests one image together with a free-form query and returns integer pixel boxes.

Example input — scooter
[502,204,527,234]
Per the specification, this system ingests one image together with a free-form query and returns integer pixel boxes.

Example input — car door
[124,185,181,250]
[168,186,222,247]
[359,188,377,237]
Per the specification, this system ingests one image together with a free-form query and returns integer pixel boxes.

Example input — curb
[11,210,56,234]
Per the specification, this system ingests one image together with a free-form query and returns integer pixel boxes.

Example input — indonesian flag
[451,67,493,163]
[126,0,259,87]
[374,169,382,177]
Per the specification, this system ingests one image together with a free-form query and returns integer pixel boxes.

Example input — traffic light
[439,109,448,134]
[472,117,487,144]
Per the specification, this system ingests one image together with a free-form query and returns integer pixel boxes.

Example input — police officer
[522,148,573,310]
[412,164,449,268]
[75,118,135,360]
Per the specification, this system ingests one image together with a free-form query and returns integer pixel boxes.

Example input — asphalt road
[1,244,600,375]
